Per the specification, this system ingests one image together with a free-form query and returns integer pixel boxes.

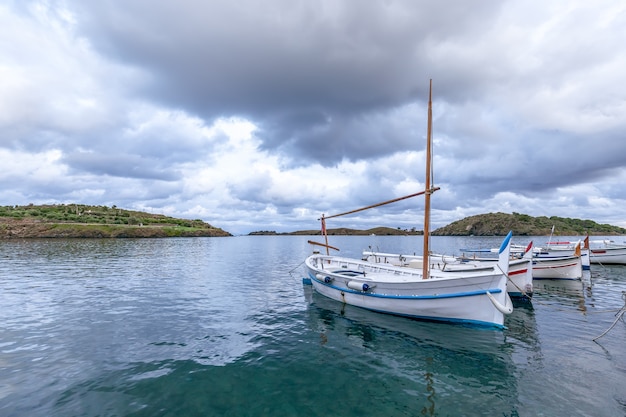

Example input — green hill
[0,204,231,238]
[271,212,625,236]
[432,212,626,236]
[294,226,421,236]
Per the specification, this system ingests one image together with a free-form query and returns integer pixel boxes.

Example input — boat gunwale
[307,271,506,299]
[305,254,505,283]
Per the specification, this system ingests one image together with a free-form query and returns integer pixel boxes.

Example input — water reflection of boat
[533,278,584,296]
[303,285,539,416]
[504,301,540,352]
[533,278,586,311]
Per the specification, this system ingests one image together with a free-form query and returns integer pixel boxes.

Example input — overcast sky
[2,1,625,235]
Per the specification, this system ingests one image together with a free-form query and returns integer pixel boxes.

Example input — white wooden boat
[305,236,513,328]
[362,243,534,299]
[530,255,583,280]
[534,249,590,271]
[525,236,626,266]
[588,239,626,265]
[525,239,590,270]
[463,241,583,280]
[304,81,514,329]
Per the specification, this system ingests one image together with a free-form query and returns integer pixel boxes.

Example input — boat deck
[309,255,501,283]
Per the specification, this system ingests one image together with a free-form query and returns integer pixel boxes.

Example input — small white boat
[363,243,534,299]
[588,239,626,265]
[534,249,590,271]
[304,81,514,329]
[529,236,626,266]
[464,241,583,280]
[530,255,583,280]
[528,239,589,270]
[305,234,514,328]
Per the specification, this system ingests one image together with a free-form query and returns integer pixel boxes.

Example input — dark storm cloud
[66,0,503,164]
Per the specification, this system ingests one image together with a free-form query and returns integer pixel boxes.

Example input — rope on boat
[591,258,607,269]
[593,291,626,341]
[321,188,439,220]
[496,264,532,300]
[288,260,306,279]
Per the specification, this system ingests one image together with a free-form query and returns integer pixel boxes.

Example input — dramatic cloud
[1,0,625,234]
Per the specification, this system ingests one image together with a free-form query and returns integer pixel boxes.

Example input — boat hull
[506,261,533,298]
[589,247,626,265]
[534,249,590,270]
[305,255,511,328]
[532,256,582,279]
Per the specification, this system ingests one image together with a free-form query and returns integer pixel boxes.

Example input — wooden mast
[423,79,433,280]
[322,215,329,255]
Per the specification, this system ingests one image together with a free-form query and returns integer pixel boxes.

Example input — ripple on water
[1,237,625,417]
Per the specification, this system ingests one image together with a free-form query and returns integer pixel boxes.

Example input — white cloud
[0,0,625,235]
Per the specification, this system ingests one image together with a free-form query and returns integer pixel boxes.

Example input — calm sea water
[1,235,625,417]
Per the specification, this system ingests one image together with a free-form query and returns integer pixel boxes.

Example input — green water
[1,236,624,416]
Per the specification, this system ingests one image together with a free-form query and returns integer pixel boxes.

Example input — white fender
[486,291,513,315]
[316,273,333,283]
[347,281,371,292]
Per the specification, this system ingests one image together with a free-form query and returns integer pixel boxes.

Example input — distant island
[249,226,422,236]
[0,204,231,238]
[250,212,626,236]
[431,212,626,236]
[2,205,625,239]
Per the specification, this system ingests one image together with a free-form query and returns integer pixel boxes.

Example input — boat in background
[530,254,583,280]
[363,241,534,299]
[531,235,626,266]
[461,240,583,280]
[303,80,514,329]
[587,237,626,265]
[532,237,589,270]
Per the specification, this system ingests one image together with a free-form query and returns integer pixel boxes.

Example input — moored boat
[530,238,589,270]
[303,80,514,329]
[305,234,514,328]
[462,240,583,280]
[530,255,583,280]
[527,236,626,266]
[362,242,534,299]
[587,239,626,265]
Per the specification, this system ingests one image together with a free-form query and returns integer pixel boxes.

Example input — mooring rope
[593,291,626,341]
[496,264,532,300]
[288,260,306,280]
[289,260,305,274]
